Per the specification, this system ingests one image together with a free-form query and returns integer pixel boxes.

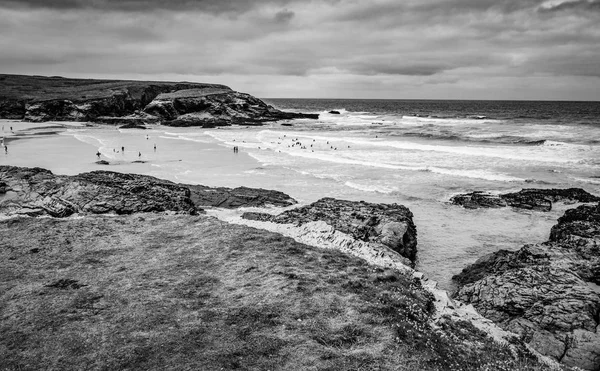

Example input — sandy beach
[0,119,261,185]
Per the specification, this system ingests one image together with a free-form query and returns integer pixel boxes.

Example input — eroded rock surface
[144,89,318,127]
[188,184,296,209]
[0,166,298,217]
[242,197,418,264]
[0,74,318,126]
[0,166,198,217]
[454,202,600,370]
[451,188,600,211]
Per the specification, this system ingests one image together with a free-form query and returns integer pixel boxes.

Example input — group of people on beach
[95,135,157,161]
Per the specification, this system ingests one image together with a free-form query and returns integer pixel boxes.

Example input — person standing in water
[154,144,156,152]
[4,145,7,154]
[138,152,141,158]
[122,146,125,152]
[96,150,101,159]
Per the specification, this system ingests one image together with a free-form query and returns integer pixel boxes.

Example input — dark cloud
[0,0,297,14]
[274,8,294,23]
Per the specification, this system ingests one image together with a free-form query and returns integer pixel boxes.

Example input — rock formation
[241,197,418,265]
[451,188,600,211]
[187,184,296,209]
[0,74,318,126]
[0,166,198,217]
[144,88,318,127]
[0,166,297,217]
[453,202,600,370]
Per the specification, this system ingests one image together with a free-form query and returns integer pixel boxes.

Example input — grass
[0,74,229,102]
[0,214,552,370]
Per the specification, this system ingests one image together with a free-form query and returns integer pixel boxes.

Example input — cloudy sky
[1,0,599,100]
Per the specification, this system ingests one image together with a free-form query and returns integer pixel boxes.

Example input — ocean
[4,99,600,291]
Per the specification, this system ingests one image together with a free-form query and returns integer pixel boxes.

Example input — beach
[3,100,598,292]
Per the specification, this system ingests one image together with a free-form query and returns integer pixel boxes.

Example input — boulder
[329,110,341,114]
[0,166,198,217]
[187,185,296,209]
[95,160,110,165]
[451,188,600,211]
[241,197,418,264]
[453,202,600,369]
[0,166,298,216]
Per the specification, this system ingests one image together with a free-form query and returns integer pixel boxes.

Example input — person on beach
[4,145,7,154]
[154,144,156,152]
[122,146,125,152]
[96,150,101,159]
[138,152,141,158]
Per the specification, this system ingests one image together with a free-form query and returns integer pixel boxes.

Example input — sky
[0,0,599,100]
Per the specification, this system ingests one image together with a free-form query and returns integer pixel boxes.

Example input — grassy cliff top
[0,74,231,102]
[0,213,547,371]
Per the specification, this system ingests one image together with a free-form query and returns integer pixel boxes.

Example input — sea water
[2,100,599,291]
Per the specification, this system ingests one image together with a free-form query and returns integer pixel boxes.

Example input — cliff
[454,202,600,370]
[0,74,317,126]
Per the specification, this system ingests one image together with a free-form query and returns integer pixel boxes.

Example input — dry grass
[0,214,550,371]
[0,74,229,102]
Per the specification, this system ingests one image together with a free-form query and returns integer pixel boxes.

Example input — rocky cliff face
[144,89,318,127]
[0,74,318,126]
[241,197,418,265]
[0,166,297,217]
[451,188,600,211]
[453,202,600,370]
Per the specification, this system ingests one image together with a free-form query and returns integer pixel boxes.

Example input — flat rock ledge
[242,197,418,265]
[0,166,297,217]
[451,188,600,211]
[453,202,600,370]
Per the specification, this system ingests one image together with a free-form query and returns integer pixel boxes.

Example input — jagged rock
[0,166,198,217]
[329,110,341,114]
[145,89,318,127]
[241,197,418,264]
[451,188,600,211]
[454,202,600,370]
[187,185,296,209]
[0,166,298,217]
[1,74,227,122]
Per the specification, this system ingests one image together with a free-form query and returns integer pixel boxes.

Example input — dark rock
[451,188,600,211]
[0,166,297,216]
[146,89,319,127]
[1,74,228,121]
[453,202,600,369]
[95,160,110,165]
[280,123,293,126]
[0,166,198,217]
[187,185,296,209]
[329,110,341,114]
[241,197,418,264]
[118,123,147,129]
[45,279,87,290]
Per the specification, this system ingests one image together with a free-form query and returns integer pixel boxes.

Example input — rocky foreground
[0,74,317,127]
[0,166,549,371]
[451,188,600,211]
[0,166,296,217]
[454,202,600,370]
[242,198,418,266]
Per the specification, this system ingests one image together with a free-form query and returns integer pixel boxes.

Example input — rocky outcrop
[453,203,600,370]
[0,74,318,126]
[0,166,198,217]
[0,166,298,217]
[241,197,418,264]
[144,89,318,127]
[451,188,600,211]
[187,184,296,209]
